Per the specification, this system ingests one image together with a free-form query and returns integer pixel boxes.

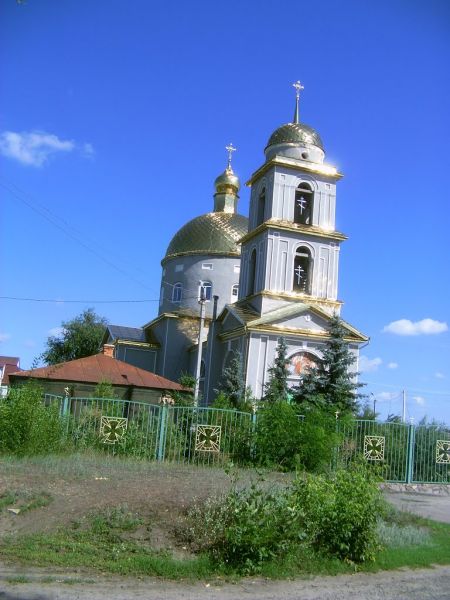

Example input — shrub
[0,382,65,456]
[254,400,302,470]
[182,480,303,573]
[296,409,343,473]
[291,465,383,562]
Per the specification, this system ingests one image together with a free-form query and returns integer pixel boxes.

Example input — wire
[1,178,156,293]
[0,296,158,304]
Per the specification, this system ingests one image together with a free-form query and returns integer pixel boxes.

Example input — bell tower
[238,82,346,317]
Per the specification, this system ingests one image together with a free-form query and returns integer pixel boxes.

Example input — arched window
[248,249,257,296]
[231,284,239,302]
[199,281,212,301]
[256,188,266,226]
[200,359,206,380]
[172,282,182,303]
[293,246,312,294]
[294,182,314,226]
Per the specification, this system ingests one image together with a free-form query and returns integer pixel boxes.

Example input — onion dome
[163,144,248,262]
[214,167,240,194]
[266,122,324,151]
[163,212,248,261]
[265,81,325,163]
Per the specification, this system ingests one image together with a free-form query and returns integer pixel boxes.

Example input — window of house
[199,281,212,301]
[293,246,312,294]
[202,263,213,270]
[231,284,239,302]
[256,188,266,226]
[294,182,313,226]
[175,264,184,272]
[172,282,183,303]
[234,265,240,273]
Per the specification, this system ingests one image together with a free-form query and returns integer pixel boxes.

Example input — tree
[292,315,364,415]
[40,309,108,365]
[264,337,290,402]
[215,350,246,410]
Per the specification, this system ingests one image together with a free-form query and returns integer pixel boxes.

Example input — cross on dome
[292,80,304,124]
[225,143,237,171]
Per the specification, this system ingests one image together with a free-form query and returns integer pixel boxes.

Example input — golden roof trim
[246,156,343,187]
[239,220,347,245]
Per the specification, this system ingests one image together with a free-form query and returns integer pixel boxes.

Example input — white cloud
[0,130,75,166]
[382,318,448,336]
[387,362,399,369]
[376,391,398,401]
[0,333,11,343]
[359,356,382,372]
[435,372,445,379]
[0,130,95,167]
[413,395,426,406]
[48,327,65,338]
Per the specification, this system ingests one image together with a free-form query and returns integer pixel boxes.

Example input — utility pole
[402,389,406,423]
[194,289,206,406]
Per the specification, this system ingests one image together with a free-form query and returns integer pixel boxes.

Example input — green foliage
[296,409,342,473]
[183,479,303,573]
[93,380,117,399]
[292,466,383,562]
[0,382,65,456]
[254,400,302,470]
[183,466,383,573]
[40,308,108,366]
[216,350,245,410]
[292,316,364,415]
[264,337,290,402]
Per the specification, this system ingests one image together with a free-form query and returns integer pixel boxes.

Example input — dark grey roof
[106,325,146,342]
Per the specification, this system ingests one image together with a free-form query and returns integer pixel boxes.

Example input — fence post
[406,422,416,484]
[157,405,168,462]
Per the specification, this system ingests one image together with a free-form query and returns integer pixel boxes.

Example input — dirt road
[0,563,449,600]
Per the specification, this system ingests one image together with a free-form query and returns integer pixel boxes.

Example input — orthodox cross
[296,195,307,214]
[292,80,304,123]
[225,143,236,170]
[294,265,304,285]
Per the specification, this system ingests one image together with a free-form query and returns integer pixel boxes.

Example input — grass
[1,503,450,580]
[0,490,52,513]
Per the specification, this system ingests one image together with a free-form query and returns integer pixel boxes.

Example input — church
[103,83,368,403]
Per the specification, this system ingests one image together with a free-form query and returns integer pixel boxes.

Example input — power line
[1,178,156,293]
[0,296,158,304]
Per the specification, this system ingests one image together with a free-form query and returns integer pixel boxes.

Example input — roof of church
[266,122,324,151]
[105,325,146,342]
[163,212,248,261]
[10,353,183,390]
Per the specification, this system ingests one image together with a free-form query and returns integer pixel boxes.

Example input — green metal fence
[45,395,253,466]
[41,395,450,482]
[338,420,450,484]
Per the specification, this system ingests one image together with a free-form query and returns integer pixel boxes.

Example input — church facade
[103,84,367,402]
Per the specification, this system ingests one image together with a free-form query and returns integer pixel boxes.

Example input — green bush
[0,382,65,456]
[291,465,383,562]
[254,400,302,470]
[183,480,303,573]
[296,409,343,473]
[182,466,383,573]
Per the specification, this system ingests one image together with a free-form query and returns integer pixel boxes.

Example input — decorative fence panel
[39,396,450,483]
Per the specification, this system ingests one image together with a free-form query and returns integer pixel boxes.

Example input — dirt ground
[0,455,450,600]
[0,455,290,554]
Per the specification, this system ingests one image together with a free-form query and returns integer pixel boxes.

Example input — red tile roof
[9,353,183,391]
[1,363,23,386]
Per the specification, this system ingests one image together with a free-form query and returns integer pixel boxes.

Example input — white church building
[103,83,367,402]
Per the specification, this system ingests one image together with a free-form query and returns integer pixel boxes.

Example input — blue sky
[1,0,449,422]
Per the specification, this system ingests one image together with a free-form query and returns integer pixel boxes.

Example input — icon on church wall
[288,352,318,376]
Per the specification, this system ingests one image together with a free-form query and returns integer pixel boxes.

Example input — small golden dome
[214,167,240,194]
